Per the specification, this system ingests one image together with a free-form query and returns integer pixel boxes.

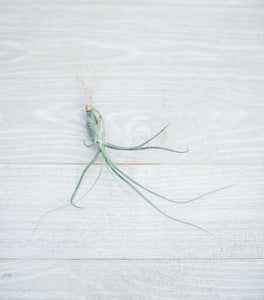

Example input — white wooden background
[0,0,264,299]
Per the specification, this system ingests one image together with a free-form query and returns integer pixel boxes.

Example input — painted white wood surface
[0,0,264,299]
[0,260,264,300]
[1,5,263,80]
[0,78,263,164]
[0,164,263,259]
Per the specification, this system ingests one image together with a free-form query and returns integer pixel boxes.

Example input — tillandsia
[70,104,234,233]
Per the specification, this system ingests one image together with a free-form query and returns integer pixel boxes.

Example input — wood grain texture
[1,259,264,300]
[1,2,263,165]
[0,164,263,260]
[0,78,263,164]
[0,6,263,80]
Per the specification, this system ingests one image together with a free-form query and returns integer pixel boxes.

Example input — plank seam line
[1,77,264,81]
[1,4,264,8]
[1,258,264,261]
[0,162,263,166]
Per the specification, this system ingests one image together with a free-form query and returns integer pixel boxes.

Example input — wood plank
[0,259,264,299]
[0,78,263,164]
[0,6,263,80]
[0,164,263,259]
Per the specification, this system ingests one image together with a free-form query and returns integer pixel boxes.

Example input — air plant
[70,104,233,233]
